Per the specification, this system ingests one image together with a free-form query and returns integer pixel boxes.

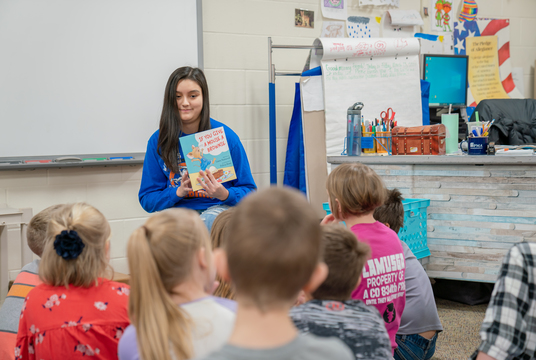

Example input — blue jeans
[199,205,230,232]
[394,333,438,360]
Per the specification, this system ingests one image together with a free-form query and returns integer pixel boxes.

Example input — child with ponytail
[15,203,130,359]
[118,208,236,360]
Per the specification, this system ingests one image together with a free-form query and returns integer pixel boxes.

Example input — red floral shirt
[15,279,130,359]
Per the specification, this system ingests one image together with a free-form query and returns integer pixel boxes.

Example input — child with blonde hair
[0,204,63,359]
[118,209,235,360]
[15,203,130,359]
[210,208,236,300]
[323,163,406,355]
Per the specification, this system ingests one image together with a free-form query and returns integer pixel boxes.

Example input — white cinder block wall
[3,0,535,279]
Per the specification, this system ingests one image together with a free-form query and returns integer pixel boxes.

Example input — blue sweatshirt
[139,119,257,212]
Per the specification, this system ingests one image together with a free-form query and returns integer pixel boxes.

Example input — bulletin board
[0,0,203,159]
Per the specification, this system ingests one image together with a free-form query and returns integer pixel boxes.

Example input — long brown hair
[127,209,212,360]
[158,67,211,173]
[39,203,111,288]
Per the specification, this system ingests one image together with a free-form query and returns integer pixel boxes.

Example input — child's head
[210,208,236,300]
[127,208,213,360]
[159,66,211,173]
[373,188,405,234]
[27,204,65,257]
[40,203,111,288]
[326,163,387,220]
[312,224,371,301]
[218,187,327,311]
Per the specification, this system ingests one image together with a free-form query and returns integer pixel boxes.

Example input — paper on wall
[347,16,380,39]
[311,38,422,156]
[415,33,454,54]
[388,10,423,26]
[321,21,345,38]
[321,0,347,21]
[466,36,510,104]
[430,0,460,33]
[302,76,324,111]
[359,0,400,6]
[381,12,417,38]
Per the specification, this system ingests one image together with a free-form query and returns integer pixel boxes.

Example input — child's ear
[302,262,328,294]
[197,247,208,269]
[335,198,343,219]
[213,248,231,282]
[385,223,391,228]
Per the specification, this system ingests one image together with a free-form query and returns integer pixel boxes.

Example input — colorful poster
[321,0,347,21]
[466,36,510,104]
[179,127,236,191]
[347,16,380,39]
[430,0,458,33]
[454,18,523,105]
[321,21,345,38]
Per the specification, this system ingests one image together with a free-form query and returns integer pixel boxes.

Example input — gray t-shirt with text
[197,333,354,360]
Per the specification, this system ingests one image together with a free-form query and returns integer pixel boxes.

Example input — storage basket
[399,199,431,259]
[322,198,431,259]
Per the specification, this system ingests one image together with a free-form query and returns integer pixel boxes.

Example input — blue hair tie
[54,230,85,260]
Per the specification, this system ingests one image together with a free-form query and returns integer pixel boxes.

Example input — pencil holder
[362,132,376,153]
[375,131,391,154]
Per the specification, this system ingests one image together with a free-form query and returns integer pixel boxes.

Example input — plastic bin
[322,198,431,259]
[399,199,431,259]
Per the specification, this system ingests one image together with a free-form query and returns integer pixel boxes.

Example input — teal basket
[322,198,431,259]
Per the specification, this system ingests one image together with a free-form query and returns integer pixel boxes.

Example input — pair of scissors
[381,108,395,122]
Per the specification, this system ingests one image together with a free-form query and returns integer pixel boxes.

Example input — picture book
[180,126,237,191]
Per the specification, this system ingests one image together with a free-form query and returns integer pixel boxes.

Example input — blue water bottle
[347,102,364,156]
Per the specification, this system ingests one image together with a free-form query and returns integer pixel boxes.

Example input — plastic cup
[441,114,459,154]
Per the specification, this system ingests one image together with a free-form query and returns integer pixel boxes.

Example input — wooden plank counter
[328,155,536,283]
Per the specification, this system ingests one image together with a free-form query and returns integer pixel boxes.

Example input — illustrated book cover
[179,126,237,191]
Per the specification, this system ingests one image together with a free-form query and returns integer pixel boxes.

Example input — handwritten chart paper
[312,38,422,156]
[321,0,347,21]
[466,36,509,104]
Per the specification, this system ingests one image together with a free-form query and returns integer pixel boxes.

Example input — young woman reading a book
[138,67,256,230]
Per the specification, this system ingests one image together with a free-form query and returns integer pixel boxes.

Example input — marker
[0,160,22,165]
[25,159,52,164]
[110,156,134,160]
[82,158,107,161]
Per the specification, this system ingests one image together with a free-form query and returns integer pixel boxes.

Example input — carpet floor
[432,298,488,360]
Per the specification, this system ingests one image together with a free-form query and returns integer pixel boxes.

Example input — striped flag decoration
[459,0,478,22]
[453,19,524,106]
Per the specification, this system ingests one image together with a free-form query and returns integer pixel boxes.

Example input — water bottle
[347,102,364,156]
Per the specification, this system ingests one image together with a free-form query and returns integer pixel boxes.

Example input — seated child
[290,224,392,360]
[0,204,63,359]
[199,187,354,360]
[15,203,130,359]
[119,208,236,360]
[323,163,406,354]
[374,189,443,360]
[210,208,236,300]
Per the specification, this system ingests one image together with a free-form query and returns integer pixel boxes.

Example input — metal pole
[268,37,277,184]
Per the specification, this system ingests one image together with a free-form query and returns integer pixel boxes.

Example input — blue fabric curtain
[283,82,306,194]
[421,79,431,126]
